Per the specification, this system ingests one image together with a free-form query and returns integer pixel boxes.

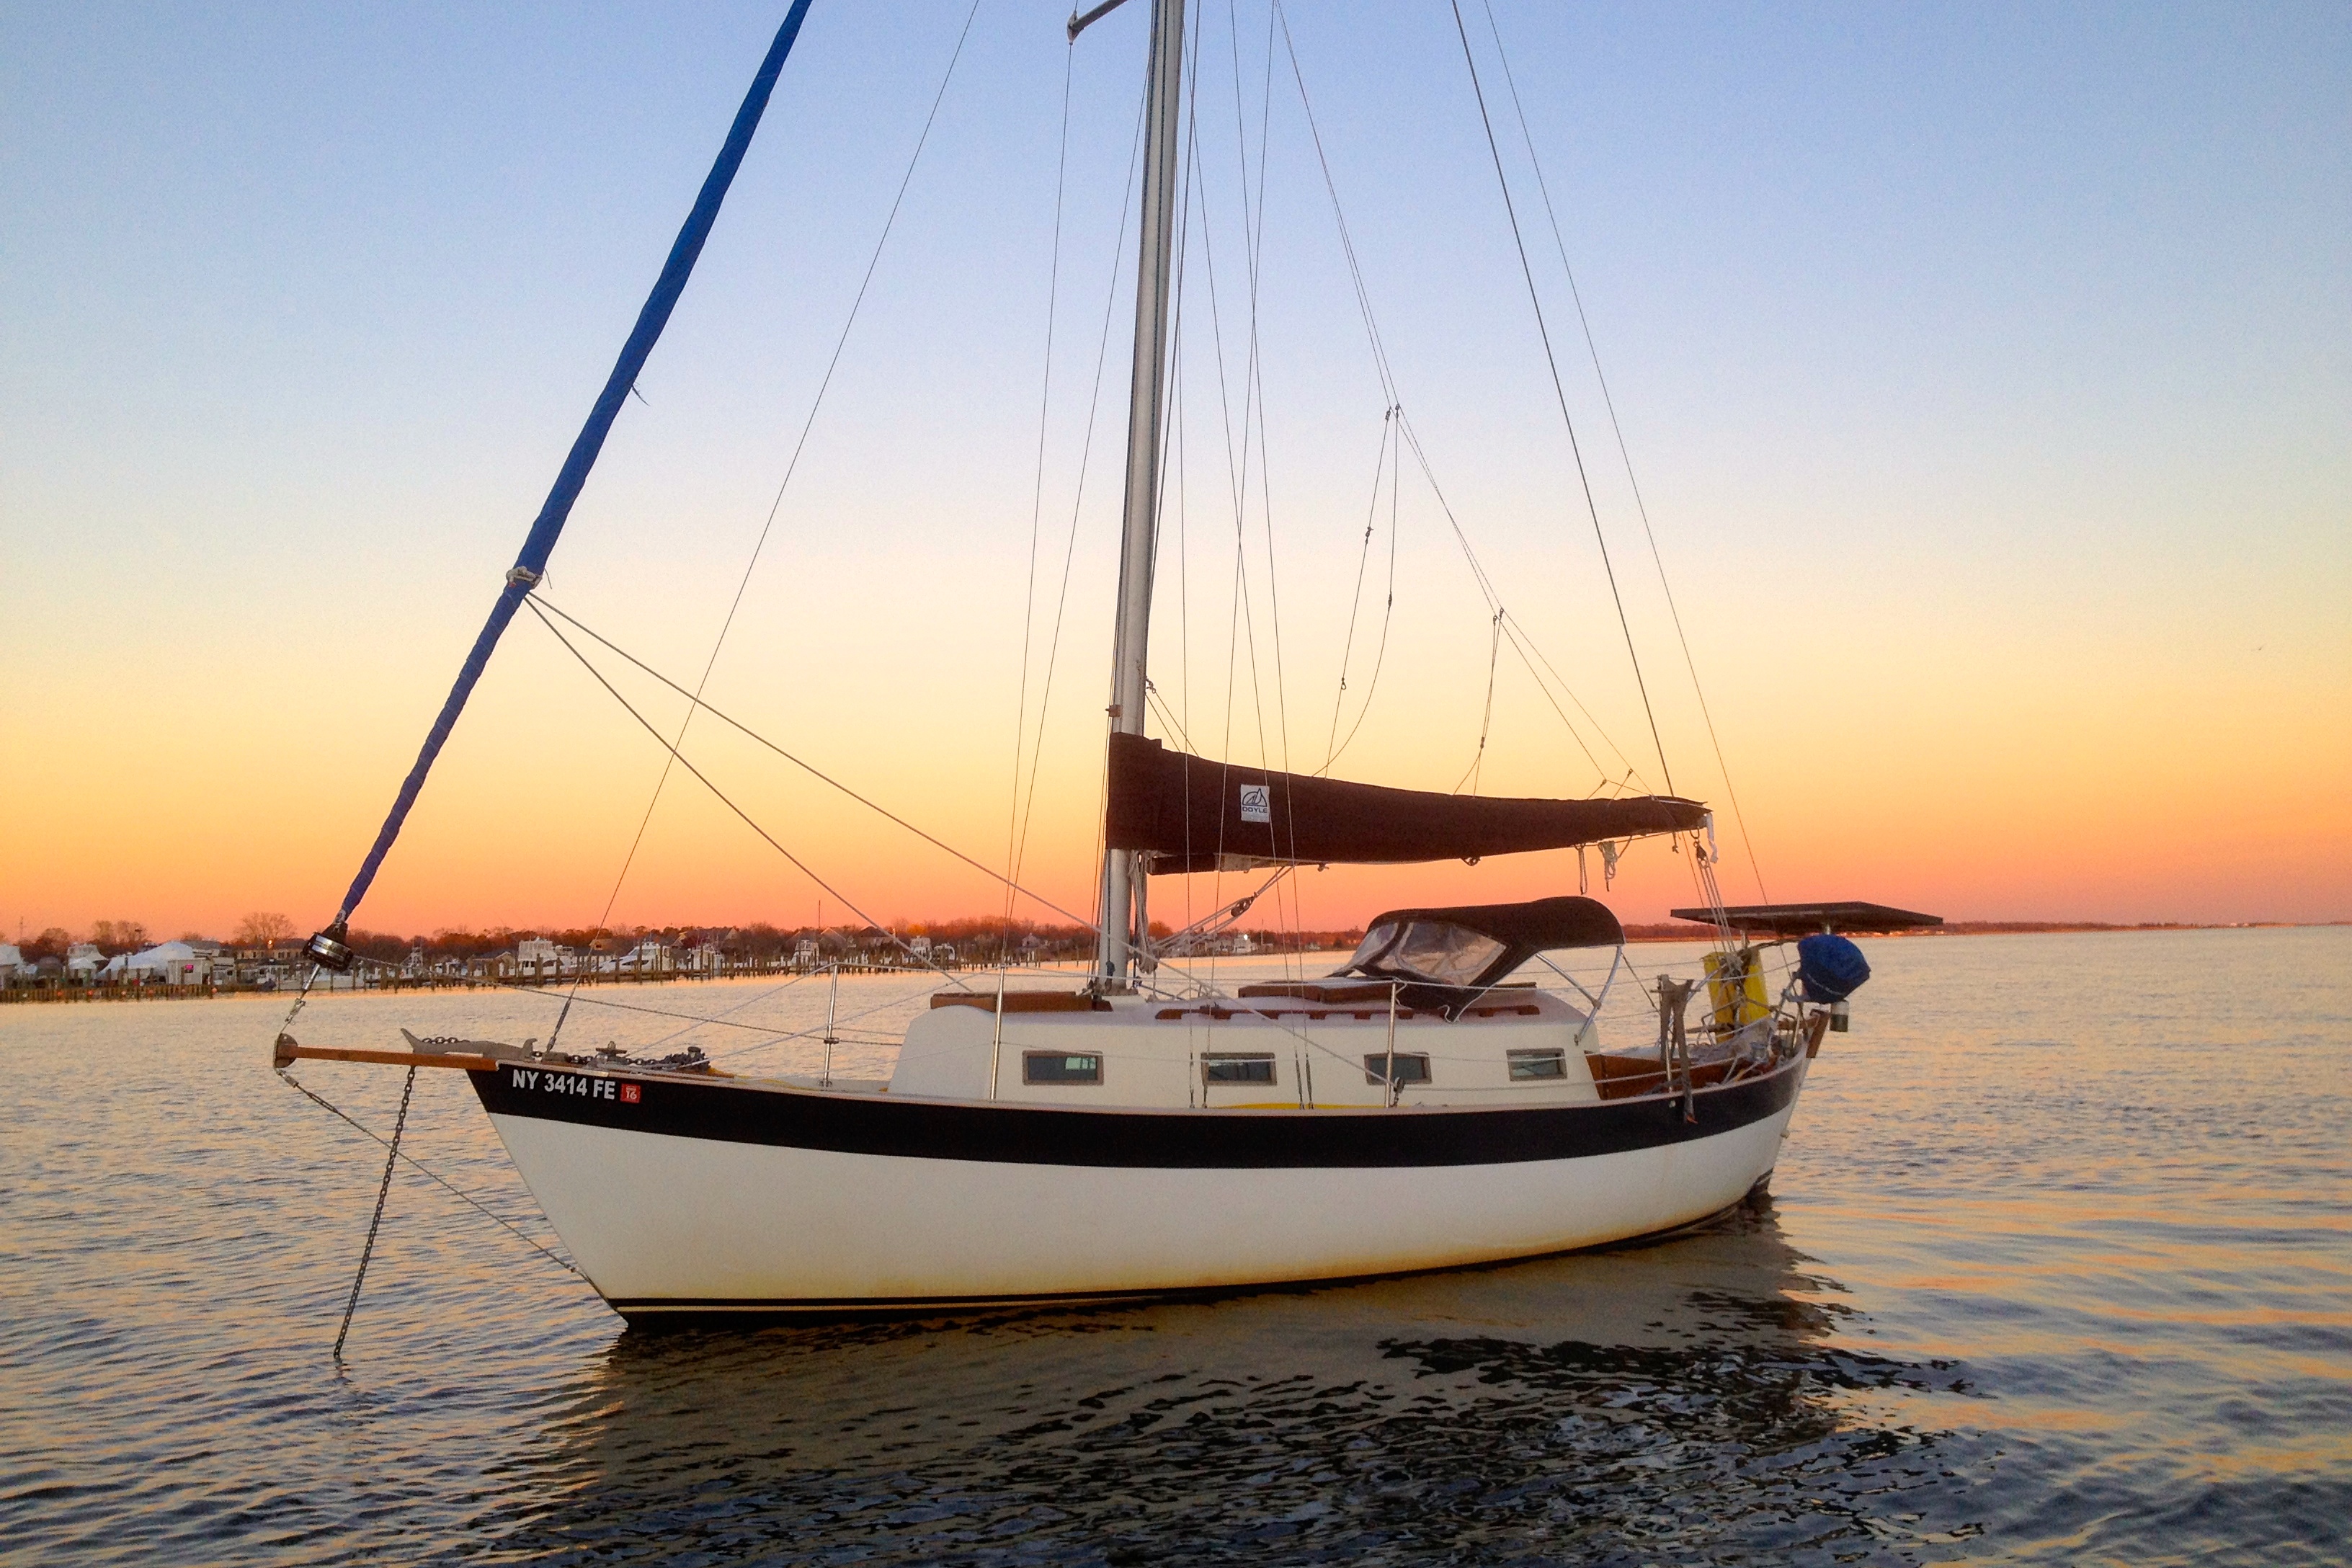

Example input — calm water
[2,930,2346,1565]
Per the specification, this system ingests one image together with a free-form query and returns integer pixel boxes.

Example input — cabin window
[1201,1054,1277,1085]
[1363,1052,1432,1086]
[1023,1052,1102,1085]
[1508,1048,1567,1080]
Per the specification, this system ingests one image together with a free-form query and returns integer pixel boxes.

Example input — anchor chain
[333,1064,415,1361]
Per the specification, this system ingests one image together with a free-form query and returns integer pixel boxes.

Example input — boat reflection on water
[493,1200,1989,1564]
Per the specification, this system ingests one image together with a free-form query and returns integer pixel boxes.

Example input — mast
[1095,0,1185,985]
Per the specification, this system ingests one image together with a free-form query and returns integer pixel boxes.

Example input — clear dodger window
[1201,1054,1276,1085]
[1388,922,1507,987]
[1344,922,1399,973]
[1023,1052,1102,1085]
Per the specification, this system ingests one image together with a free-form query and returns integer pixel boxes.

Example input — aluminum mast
[1095,0,1185,985]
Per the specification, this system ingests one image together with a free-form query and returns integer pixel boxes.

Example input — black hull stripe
[470,1057,1800,1170]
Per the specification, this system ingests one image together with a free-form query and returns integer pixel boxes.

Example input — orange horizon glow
[6,7,2346,947]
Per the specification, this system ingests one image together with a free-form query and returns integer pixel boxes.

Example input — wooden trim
[930,992,1111,1012]
[1235,981,1396,1004]
[278,1042,501,1072]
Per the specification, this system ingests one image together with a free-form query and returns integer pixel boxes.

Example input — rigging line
[460,968,827,1037]
[1177,48,1281,884]
[525,600,979,989]
[1273,1,1396,401]
[1007,43,1081,945]
[1176,346,1196,754]
[1324,409,1402,772]
[277,1069,582,1280]
[1284,9,1606,802]
[1446,0,1672,796]
[1322,409,1394,771]
[1387,412,1510,615]
[1010,70,1153,909]
[1174,357,1195,938]
[1478,0,1764,899]
[1236,3,1305,965]
[527,594,1103,935]
[1229,0,1291,798]
[703,977,940,1066]
[636,968,814,1053]
[553,0,986,1044]
[1391,411,1634,783]
[1267,0,1404,961]
[1144,681,1197,754]
[1456,609,1506,796]
[1497,614,1638,785]
[1276,6,1636,844]
[1165,34,1243,910]
[1492,618,1610,782]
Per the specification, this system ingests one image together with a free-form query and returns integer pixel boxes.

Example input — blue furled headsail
[1796,934,1871,1003]
[308,2,817,966]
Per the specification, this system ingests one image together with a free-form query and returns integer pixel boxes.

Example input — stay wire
[1446,0,1673,797]
[446,966,819,1038]
[1323,409,1401,773]
[1455,610,1505,796]
[1321,410,1389,770]
[1391,411,1628,783]
[1005,43,1079,958]
[280,1066,582,1285]
[1479,0,1765,896]
[1273,2,1398,401]
[1010,69,1154,916]
[525,599,981,989]
[555,0,987,1044]
[526,595,1101,936]
[1278,13,1626,799]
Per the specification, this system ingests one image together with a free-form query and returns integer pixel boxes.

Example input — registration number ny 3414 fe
[506,1066,640,1103]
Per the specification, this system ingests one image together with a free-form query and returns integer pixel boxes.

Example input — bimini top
[1335,895,1624,1007]
[1669,901,1943,937]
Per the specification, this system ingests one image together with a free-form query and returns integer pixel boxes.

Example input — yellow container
[1705,949,1770,1031]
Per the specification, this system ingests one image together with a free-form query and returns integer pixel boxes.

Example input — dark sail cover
[1106,734,1708,875]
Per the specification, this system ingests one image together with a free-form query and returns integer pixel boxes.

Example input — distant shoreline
[4,920,2339,1007]
[1621,919,2342,943]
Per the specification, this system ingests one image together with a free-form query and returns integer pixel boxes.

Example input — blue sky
[4,1,2346,934]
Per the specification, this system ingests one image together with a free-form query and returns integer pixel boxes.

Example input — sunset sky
[4,1,2346,943]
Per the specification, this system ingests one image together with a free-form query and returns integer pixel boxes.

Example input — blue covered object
[1796,933,1871,1002]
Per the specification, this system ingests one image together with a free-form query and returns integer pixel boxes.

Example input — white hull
[481,1059,1803,1317]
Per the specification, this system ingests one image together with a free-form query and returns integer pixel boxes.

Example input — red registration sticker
[618,1082,642,1104]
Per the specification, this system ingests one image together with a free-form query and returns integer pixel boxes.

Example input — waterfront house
[100,941,213,984]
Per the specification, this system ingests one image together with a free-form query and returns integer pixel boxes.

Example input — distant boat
[279,0,1936,1321]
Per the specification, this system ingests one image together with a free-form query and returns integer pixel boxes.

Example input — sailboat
[275,0,1938,1322]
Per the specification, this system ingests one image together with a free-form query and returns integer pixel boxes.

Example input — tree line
[12,910,1366,966]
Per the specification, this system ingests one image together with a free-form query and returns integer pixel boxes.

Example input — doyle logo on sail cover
[1239,783,1272,824]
